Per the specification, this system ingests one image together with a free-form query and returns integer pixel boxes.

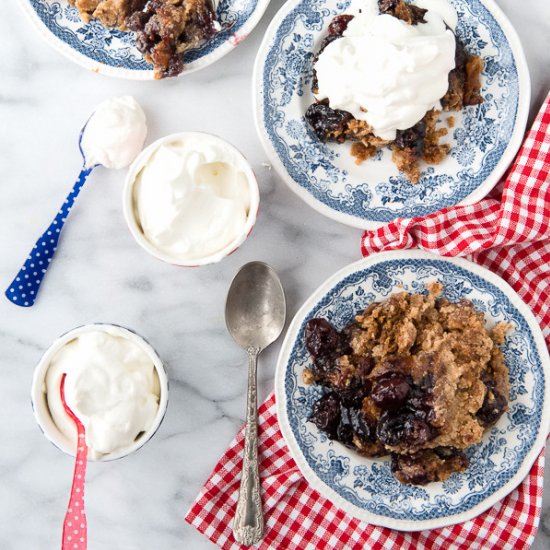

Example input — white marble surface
[0,1,549,548]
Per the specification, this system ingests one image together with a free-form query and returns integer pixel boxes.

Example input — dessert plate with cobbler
[274,250,550,530]
[18,0,270,78]
[254,0,530,228]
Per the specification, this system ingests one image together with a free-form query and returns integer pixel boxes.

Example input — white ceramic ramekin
[123,132,260,267]
[31,323,169,462]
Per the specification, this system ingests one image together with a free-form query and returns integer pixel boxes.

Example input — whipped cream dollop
[81,96,147,169]
[45,328,160,460]
[314,0,457,140]
[133,135,252,263]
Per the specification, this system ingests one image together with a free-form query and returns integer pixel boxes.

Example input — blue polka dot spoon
[5,122,98,307]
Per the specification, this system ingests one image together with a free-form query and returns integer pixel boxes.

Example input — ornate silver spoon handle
[233,346,264,546]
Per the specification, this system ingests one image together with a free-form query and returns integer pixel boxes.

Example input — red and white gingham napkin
[185,93,550,549]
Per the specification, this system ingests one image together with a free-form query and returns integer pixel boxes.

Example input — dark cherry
[164,57,185,78]
[434,447,468,468]
[377,411,405,446]
[407,390,436,424]
[477,382,507,427]
[338,388,366,409]
[355,356,375,381]
[454,37,468,70]
[309,390,376,447]
[408,4,427,24]
[390,453,431,485]
[336,422,355,447]
[412,419,433,446]
[328,14,354,36]
[378,0,426,24]
[336,326,354,357]
[337,406,356,446]
[349,409,374,443]
[129,0,148,11]
[309,354,337,386]
[338,405,374,446]
[395,120,426,151]
[371,375,411,410]
[126,0,218,79]
[134,33,155,54]
[304,318,340,358]
[127,10,152,33]
[391,448,468,485]
[377,0,400,14]
[377,411,434,448]
[305,103,353,142]
[309,392,341,438]
[195,3,218,38]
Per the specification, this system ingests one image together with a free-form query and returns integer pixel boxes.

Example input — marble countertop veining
[0,1,549,548]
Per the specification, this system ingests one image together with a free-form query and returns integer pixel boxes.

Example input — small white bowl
[31,323,169,462]
[123,132,260,267]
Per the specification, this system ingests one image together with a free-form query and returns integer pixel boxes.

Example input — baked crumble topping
[69,0,147,29]
[303,282,509,485]
[68,0,219,78]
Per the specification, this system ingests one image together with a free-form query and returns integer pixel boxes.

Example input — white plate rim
[274,249,550,531]
[253,0,531,229]
[17,0,271,80]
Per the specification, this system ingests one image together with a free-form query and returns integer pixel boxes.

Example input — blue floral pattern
[24,0,264,74]
[375,168,458,207]
[277,257,548,524]
[257,0,527,226]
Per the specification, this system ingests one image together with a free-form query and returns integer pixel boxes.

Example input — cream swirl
[133,135,252,263]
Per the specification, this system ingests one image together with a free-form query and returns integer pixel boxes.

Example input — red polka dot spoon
[60,373,88,550]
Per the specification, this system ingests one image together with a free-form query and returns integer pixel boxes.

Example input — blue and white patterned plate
[18,0,270,79]
[274,251,550,530]
[253,0,530,229]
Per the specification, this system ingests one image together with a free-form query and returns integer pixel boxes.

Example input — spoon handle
[61,374,88,550]
[62,440,88,550]
[5,166,94,307]
[233,346,264,546]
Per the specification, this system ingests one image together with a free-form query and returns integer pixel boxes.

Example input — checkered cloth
[185,93,550,549]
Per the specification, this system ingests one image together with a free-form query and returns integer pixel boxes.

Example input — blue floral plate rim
[274,250,550,531]
[253,0,531,229]
[18,0,271,79]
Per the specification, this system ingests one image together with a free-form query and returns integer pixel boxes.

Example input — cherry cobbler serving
[68,0,219,78]
[305,0,484,183]
[303,283,509,485]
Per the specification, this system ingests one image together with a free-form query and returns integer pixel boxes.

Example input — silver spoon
[226,262,286,546]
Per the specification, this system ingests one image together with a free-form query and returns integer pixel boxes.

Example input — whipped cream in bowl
[123,132,259,266]
[31,324,168,461]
